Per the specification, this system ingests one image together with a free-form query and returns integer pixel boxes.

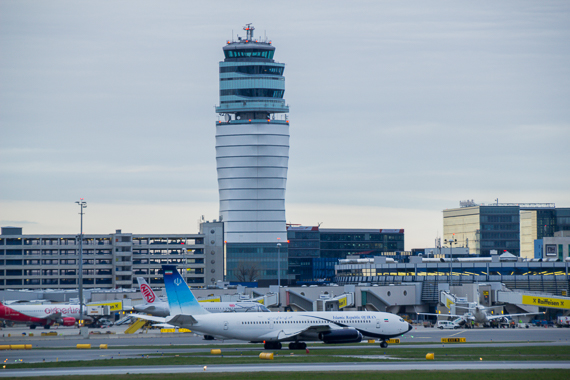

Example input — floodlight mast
[444,236,457,288]
[75,199,87,322]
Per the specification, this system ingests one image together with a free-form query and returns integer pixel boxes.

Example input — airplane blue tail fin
[162,265,209,315]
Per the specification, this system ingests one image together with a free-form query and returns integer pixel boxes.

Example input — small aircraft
[133,265,412,350]
[420,290,544,326]
[133,277,270,316]
[0,301,85,329]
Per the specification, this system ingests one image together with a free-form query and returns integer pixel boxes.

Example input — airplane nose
[407,323,413,332]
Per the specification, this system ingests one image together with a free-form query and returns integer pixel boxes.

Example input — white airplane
[133,277,270,317]
[134,265,412,350]
[0,301,85,329]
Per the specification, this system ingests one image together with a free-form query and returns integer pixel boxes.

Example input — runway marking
[450,331,466,337]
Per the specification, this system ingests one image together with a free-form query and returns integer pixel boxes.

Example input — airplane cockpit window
[258,305,270,312]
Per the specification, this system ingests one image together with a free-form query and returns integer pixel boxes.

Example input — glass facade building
[444,204,570,258]
[444,205,520,256]
[287,227,405,282]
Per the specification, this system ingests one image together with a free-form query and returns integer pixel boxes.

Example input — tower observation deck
[216,24,289,245]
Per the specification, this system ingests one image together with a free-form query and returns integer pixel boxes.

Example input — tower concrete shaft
[216,25,289,244]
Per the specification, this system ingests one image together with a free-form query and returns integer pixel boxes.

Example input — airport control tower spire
[215,25,289,281]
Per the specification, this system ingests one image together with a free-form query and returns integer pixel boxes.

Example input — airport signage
[89,301,122,312]
[198,298,221,303]
[338,296,348,309]
[441,337,466,343]
[386,338,400,344]
[522,295,569,309]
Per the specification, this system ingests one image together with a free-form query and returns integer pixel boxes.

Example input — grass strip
[5,344,570,369]
[1,369,569,380]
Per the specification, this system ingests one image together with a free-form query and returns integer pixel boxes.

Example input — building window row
[220,65,283,75]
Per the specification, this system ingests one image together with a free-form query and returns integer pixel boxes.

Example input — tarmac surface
[2,324,569,347]
[0,324,569,377]
[2,361,570,378]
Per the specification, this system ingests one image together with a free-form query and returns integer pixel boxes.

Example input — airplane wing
[418,312,465,318]
[487,311,545,321]
[44,312,62,321]
[258,324,334,341]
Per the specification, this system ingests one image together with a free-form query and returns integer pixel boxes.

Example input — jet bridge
[313,292,355,311]
[251,289,279,307]
[285,290,314,311]
[361,289,391,312]
[497,291,570,311]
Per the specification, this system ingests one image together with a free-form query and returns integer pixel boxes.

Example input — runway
[1,325,569,377]
[2,325,569,347]
[1,361,570,377]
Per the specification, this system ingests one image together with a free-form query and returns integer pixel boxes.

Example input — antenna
[244,23,255,41]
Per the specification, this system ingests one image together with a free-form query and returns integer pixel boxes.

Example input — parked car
[556,316,570,327]
[437,320,460,329]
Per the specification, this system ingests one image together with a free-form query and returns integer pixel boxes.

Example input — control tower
[215,25,289,281]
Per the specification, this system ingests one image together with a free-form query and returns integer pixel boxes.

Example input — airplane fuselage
[169,310,411,342]
[0,303,81,326]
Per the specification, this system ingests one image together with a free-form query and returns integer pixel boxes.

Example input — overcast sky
[1,1,569,250]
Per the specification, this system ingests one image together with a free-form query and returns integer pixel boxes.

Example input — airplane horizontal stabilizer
[168,314,198,327]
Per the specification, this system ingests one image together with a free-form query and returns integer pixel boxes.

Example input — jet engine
[61,317,76,326]
[318,329,362,344]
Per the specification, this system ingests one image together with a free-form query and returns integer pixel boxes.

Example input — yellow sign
[441,337,466,343]
[562,291,567,297]
[89,301,122,311]
[445,298,454,310]
[198,298,221,303]
[338,296,347,309]
[522,295,570,309]
[483,291,489,296]
[387,338,400,344]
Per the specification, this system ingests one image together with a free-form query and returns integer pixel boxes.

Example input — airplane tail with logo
[162,265,209,315]
[137,277,158,305]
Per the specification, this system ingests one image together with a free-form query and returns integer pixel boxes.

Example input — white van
[437,320,459,329]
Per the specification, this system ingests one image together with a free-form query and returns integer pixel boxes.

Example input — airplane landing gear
[288,342,307,350]
[30,325,37,330]
[43,325,51,330]
[380,340,388,348]
[264,341,282,350]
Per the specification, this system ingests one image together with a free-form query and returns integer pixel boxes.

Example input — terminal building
[443,201,570,258]
[0,223,224,291]
[215,25,289,283]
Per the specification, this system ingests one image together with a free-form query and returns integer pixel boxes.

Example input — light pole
[276,238,281,288]
[75,199,87,322]
[444,236,457,289]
